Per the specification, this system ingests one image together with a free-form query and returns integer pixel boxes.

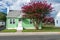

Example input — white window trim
[10,19,15,24]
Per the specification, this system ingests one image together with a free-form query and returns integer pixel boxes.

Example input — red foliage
[43,16,54,23]
[22,1,53,19]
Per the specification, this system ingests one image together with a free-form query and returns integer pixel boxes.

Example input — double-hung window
[10,19,15,24]
[13,19,15,24]
[10,19,12,24]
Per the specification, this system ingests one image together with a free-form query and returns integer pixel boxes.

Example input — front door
[17,19,23,30]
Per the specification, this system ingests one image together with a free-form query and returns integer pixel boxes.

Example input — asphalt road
[0,35,60,40]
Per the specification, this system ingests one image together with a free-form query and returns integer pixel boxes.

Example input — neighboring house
[6,10,42,30]
[55,11,60,27]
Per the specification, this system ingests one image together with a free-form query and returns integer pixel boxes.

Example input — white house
[55,11,60,27]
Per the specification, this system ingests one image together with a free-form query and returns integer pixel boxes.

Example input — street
[0,35,60,40]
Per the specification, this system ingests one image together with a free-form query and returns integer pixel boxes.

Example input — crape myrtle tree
[22,1,53,30]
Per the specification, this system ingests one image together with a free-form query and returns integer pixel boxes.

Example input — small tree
[0,12,6,21]
[22,1,53,30]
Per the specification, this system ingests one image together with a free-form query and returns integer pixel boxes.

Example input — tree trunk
[32,19,39,30]
[35,22,39,30]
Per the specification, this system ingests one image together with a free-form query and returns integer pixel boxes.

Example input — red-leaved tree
[22,1,53,30]
[43,16,54,24]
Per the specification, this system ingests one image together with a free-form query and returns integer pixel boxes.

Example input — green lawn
[22,24,60,32]
[0,24,60,32]
[22,27,60,32]
[0,29,17,32]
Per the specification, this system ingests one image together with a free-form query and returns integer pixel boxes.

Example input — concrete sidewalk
[0,32,60,36]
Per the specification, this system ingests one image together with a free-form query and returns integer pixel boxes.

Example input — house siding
[55,11,60,27]
[55,19,60,27]
[6,18,42,30]
[22,19,35,29]
[22,18,42,29]
[6,18,19,29]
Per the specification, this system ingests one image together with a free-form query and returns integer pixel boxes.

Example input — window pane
[19,19,21,21]
[13,19,15,24]
[30,20,32,24]
[10,19,15,24]
[10,19,12,24]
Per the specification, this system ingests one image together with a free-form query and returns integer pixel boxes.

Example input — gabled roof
[55,11,60,19]
[7,10,22,18]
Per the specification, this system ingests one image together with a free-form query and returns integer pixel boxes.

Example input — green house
[6,10,42,30]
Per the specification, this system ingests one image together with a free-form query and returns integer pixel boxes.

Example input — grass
[23,24,60,32]
[22,27,60,32]
[0,29,17,32]
[43,24,55,27]
[0,24,59,32]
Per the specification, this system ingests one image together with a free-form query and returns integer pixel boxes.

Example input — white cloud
[0,0,31,10]
[9,0,30,10]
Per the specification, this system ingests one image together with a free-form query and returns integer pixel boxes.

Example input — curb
[0,32,60,36]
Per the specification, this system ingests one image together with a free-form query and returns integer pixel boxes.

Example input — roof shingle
[7,10,22,18]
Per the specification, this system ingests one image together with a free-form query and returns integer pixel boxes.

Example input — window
[13,19,15,24]
[10,19,12,24]
[10,19,15,24]
[30,20,32,24]
[19,19,21,21]
[56,20,58,24]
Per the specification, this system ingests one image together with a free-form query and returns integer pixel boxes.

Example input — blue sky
[0,0,30,13]
[0,0,60,11]
[0,0,60,18]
